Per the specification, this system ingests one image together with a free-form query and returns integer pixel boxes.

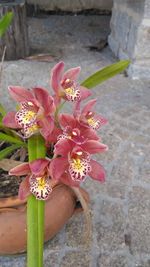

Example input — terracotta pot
[0,184,89,255]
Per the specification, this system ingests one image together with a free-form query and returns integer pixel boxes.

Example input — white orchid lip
[15,101,39,138]
[69,151,91,181]
[87,117,101,130]
[30,175,52,200]
[65,86,81,102]
[69,157,91,182]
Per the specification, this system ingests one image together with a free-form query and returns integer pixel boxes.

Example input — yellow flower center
[65,87,74,95]
[22,110,36,124]
[72,158,83,171]
[24,122,39,137]
[37,177,46,189]
[87,117,99,129]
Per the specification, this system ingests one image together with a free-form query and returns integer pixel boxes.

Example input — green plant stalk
[27,134,46,267]
[38,200,45,267]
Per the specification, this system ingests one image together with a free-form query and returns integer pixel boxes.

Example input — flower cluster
[3,62,108,200]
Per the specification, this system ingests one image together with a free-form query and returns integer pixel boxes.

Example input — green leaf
[0,132,26,146]
[0,144,21,160]
[0,12,13,37]
[81,60,130,89]
[0,104,6,116]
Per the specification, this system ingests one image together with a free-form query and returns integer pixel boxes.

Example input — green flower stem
[27,134,46,267]
[38,200,45,267]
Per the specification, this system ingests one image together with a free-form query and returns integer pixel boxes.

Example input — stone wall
[108,0,150,79]
[26,0,113,12]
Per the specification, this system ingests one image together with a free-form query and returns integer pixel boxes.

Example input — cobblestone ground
[0,15,150,267]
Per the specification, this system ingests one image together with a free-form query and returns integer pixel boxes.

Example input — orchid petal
[89,159,105,182]
[29,159,49,176]
[33,87,55,114]
[63,66,81,81]
[81,99,97,114]
[95,114,108,126]
[38,116,54,140]
[47,127,62,143]
[8,86,34,102]
[50,157,69,180]
[60,172,80,187]
[50,61,64,93]
[2,112,20,128]
[81,127,100,141]
[81,140,108,154]
[18,176,31,200]
[54,138,73,156]
[59,113,77,128]
[79,86,92,101]
[9,162,30,176]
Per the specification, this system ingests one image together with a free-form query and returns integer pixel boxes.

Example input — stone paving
[0,14,150,267]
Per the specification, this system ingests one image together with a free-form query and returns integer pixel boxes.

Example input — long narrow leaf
[81,60,130,89]
[0,12,13,37]
[0,144,21,160]
[0,132,26,146]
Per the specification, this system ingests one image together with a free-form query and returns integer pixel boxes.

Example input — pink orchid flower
[3,86,55,139]
[50,61,91,104]
[50,144,107,187]
[75,99,108,130]
[9,159,57,200]
[59,113,100,141]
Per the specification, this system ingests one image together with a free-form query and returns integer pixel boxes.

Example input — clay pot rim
[0,180,60,208]
[0,183,90,209]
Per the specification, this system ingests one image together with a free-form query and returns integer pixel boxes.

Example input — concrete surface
[26,0,113,12]
[0,15,150,267]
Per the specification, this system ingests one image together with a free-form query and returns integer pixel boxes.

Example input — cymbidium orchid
[1,59,128,267]
[50,143,107,187]
[3,86,55,139]
[50,61,91,104]
[75,98,108,130]
[9,158,57,200]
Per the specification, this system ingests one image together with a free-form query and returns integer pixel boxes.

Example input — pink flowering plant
[0,60,129,267]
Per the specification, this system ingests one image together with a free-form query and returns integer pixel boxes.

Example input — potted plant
[0,54,130,266]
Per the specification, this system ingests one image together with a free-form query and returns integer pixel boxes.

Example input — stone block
[128,186,150,255]
[94,199,125,251]
[97,254,128,267]
[111,152,135,184]
[108,35,119,56]
[115,12,131,51]
[45,252,60,267]
[134,259,150,267]
[127,62,150,79]
[143,0,150,19]
[134,22,150,59]
[127,22,139,58]
[118,48,130,60]
[84,179,126,199]
[60,250,91,267]
[65,213,87,247]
